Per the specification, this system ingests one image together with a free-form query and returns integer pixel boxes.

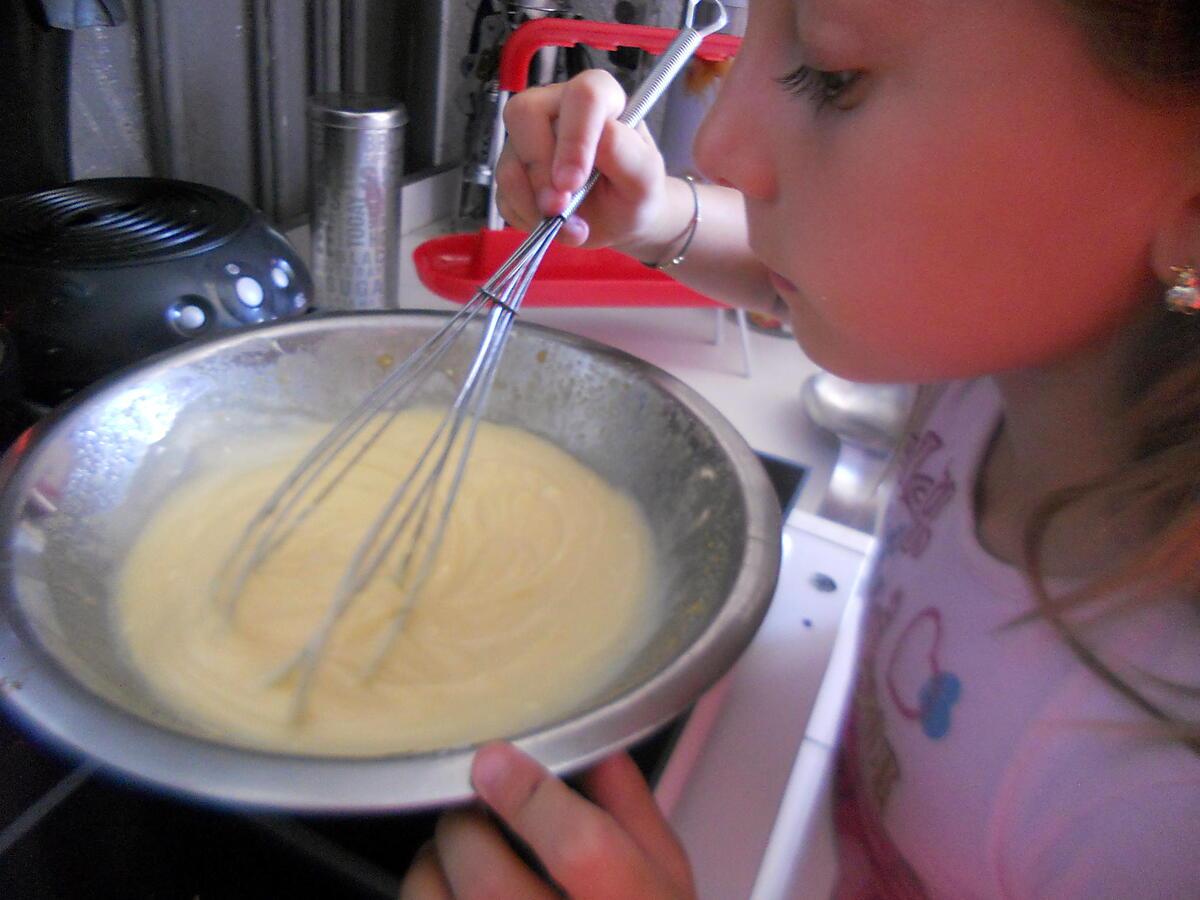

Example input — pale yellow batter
[116,409,657,756]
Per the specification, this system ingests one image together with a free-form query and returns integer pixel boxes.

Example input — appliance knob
[234,275,264,308]
[168,299,209,334]
[177,304,206,330]
[270,261,292,288]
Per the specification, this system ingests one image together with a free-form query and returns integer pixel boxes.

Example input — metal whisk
[212,0,729,720]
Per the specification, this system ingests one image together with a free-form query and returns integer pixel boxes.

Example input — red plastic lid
[412,229,724,308]
[498,18,740,93]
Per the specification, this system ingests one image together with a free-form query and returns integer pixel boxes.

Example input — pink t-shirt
[833,378,1200,899]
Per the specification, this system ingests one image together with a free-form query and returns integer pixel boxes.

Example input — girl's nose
[692,53,777,201]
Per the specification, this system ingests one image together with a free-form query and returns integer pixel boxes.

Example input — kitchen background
[0,2,894,897]
[63,0,695,225]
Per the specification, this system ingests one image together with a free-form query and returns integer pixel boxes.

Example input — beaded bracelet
[645,174,700,270]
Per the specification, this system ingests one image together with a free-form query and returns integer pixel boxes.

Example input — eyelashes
[776,65,864,111]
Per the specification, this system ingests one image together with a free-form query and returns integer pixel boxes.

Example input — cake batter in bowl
[0,311,780,811]
[118,409,659,756]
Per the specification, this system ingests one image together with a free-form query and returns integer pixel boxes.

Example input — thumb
[471,742,685,898]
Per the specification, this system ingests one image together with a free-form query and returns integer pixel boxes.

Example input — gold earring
[1166,266,1200,314]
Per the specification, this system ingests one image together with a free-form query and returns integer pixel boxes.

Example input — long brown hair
[1023,1,1200,751]
[1062,0,1200,94]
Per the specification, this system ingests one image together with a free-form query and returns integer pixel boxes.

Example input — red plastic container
[413,19,740,309]
[413,227,722,308]
[497,18,741,93]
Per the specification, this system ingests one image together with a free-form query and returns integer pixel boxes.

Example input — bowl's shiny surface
[0,311,780,811]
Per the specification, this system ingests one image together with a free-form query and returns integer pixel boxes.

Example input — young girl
[401,0,1200,896]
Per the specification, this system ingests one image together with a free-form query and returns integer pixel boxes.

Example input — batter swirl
[117,409,656,755]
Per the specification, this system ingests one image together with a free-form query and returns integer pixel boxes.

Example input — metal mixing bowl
[0,312,780,811]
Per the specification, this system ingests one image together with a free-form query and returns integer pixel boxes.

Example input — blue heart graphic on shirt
[918,671,961,739]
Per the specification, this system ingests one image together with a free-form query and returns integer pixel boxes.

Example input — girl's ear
[1150,172,1200,285]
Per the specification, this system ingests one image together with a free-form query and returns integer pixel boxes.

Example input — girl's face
[693,0,1195,382]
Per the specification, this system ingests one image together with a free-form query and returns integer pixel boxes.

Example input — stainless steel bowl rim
[0,311,781,812]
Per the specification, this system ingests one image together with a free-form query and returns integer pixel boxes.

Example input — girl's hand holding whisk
[495,68,783,313]
[495,69,691,261]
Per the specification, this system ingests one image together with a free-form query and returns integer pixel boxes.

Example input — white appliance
[658,509,872,899]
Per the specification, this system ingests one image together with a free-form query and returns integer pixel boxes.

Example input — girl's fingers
[594,118,665,198]
[494,144,540,229]
[559,214,590,246]
[399,841,454,900]
[471,742,685,898]
[581,753,694,895]
[434,808,560,900]
[551,70,629,196]
[495,69,665,249]
[502,83,568,215]
[496,144,588,242]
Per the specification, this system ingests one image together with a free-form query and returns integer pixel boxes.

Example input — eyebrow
[795,0,919,53]
[794,1,866,57]
[797,0,912,25]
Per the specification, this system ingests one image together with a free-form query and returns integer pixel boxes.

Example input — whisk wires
[211,218,564,720]
[208,0,727,722]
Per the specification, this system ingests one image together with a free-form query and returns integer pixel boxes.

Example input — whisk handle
[617,28,706,131]
[560,26,706,220]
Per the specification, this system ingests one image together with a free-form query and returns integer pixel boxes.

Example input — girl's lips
[768,269,798,295]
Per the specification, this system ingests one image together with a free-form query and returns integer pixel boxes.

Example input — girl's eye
[776,66,865,112]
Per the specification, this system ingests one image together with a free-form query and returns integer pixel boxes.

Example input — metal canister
[307,94,407,310]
